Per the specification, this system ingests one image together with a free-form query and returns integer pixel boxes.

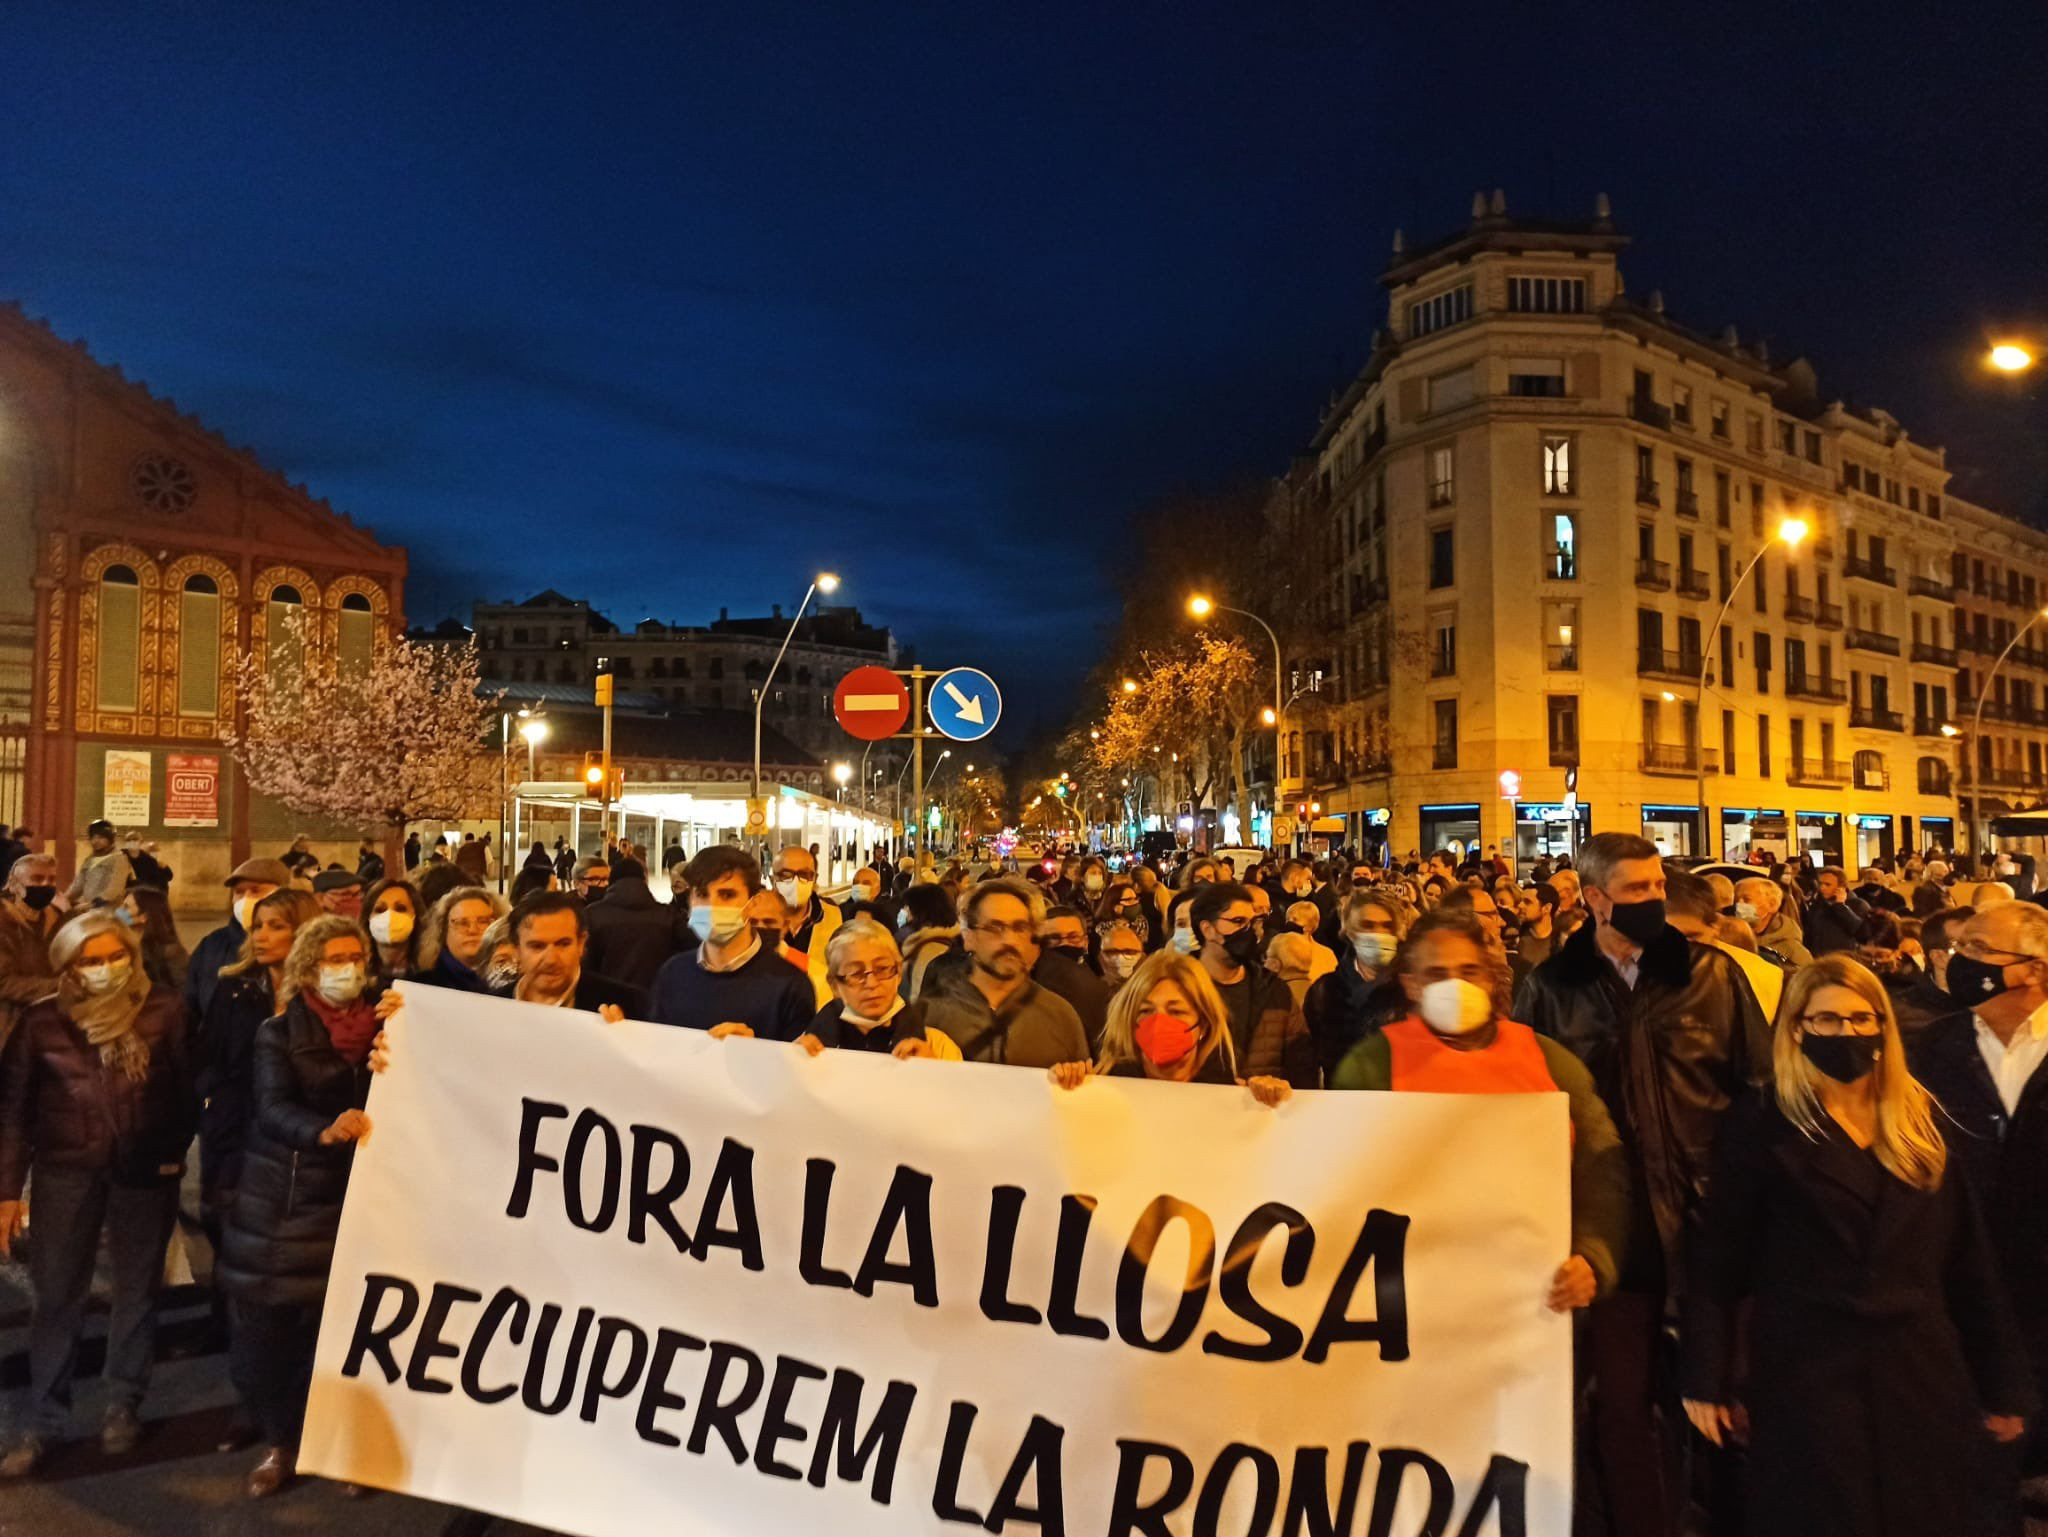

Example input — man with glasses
[918,878,1086,1068]
[1911,903,2048,1513]
[572,856,611,902]
[1033,904,1110,1053]
[1190,882,1315,1087]
[769,844,842,1007]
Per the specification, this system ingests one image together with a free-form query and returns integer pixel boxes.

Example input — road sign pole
[911,666,926,866]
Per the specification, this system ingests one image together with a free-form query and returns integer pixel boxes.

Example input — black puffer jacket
[219,993,373,1306]
[1302,960,1406,1084]
[196,970,276,1214]
[1512,918,1771,1295]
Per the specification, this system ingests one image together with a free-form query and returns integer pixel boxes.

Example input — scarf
[307,990,380,1067]
[60,968,153,1082]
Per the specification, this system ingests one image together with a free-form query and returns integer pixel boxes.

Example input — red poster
[164,753,220,828]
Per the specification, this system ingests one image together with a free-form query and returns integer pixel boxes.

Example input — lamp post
[514,711,548,867]
[1188,592,1288,795]
[1988,341,2037,374]
[1695,517,1809,857]
[920,750,953,855]
[752,572,840,818]
[1967,606,2048,866]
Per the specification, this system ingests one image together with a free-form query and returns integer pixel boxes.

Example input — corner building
[1285,191,2045,866]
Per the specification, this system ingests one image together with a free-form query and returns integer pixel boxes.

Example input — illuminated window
[1542,435,1574,495]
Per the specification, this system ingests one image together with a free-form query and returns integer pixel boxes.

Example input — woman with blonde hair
[1046,950,1290,1105]
[411,885,508,992]
[1682,953,2034,1536]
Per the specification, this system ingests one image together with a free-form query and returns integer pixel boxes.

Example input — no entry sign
[833,665,910,741]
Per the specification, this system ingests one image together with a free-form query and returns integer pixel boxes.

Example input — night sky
[6,3,2044,744]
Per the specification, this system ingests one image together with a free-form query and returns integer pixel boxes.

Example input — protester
[1736,875,1813,967]
[186,858,291,1022]
[402,831,421,870]
[1917,904,1972,995]
[1331,907,1627,1312]
[1514,882,1561,969]
[1684,954,2033,1537]
[1095,920,1146,994]
[917,878,1088,1067]
[1,851,63,1053]
[0,913,195,1476]
[1047,950,1290,1105]
[1263,930,1319,1014]
[769,844,841,1004]
[744,888,810,975]
[896,884,960,1001]
[795,918,961,1059]
[1664,868,1782,1021]
[1302,888,1410,1084]
[311,867,364,918]
[1186,882,1314,1087]
[570,855,611,902]
[648,846,815,1039]
[1026,904,1110,1049]
[119,833,170,891]
[842,865,894,928]
[1805,865,1876,956]
[64,818,133,911]
[218,915,381,1498]
[411,885,509,992]
[454,833,488,884]
[355,839,385,884]
[498,891,646,1016]
[1513,831,1770,1537]
[361,876,423,985]
[116,885,190,992]
[583,856,689,992]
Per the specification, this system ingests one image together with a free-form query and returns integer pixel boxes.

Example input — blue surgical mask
[688,904,748,945]
[1169,929,1200,956]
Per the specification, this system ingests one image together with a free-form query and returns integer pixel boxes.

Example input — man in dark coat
[497,891,648,1017]
[1805,866,1875,955]
[1889,905,1971,1035]
[583,858,689,993]
[1513,831,1770,1537]
[1909,902,2048,1505]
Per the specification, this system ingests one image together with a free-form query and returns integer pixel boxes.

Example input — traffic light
[582,752,606,798]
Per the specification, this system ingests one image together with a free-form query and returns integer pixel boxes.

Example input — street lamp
[1988,342,2036,374]
[1968,604,2048,864]
[1121,677,1139,695]
[1188,591,1287,790]
[832,761,851,801]
[1695,517,1809,856]
[752,571,840,815]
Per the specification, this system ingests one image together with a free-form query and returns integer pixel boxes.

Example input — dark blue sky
[6,3,2044,741]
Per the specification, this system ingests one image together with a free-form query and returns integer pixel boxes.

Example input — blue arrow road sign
[928,667,1002,742]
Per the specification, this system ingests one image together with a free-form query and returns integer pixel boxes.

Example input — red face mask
[1135,1011,1198,1066]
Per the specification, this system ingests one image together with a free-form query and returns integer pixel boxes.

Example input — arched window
[97,565,142,712]
[178,573,221,716]
[266,584,305,679]
[1918,756,1952,796]
[337,592,375,677]
[1853,749,1887,791]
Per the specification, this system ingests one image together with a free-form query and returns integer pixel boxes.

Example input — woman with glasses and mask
[791,918,961,1060]
[1304,888,1414,1085]
[1095,920,1147,994]
[1683,953,2033,1537]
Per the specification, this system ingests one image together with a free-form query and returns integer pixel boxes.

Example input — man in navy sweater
[649,845,816,1040]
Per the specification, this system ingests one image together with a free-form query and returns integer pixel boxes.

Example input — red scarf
[307,989,379,1067]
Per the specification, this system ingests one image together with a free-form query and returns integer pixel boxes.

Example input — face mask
[1801,1032,1881,1084]
[854,884,878,904]
[1418,977,1492,1035]
[895,908,911,930]
[317,963,367,1004]
[1084,874,1105,894]
[774,877,814,909]
[1169,929,1200,956]
[368,909,414,945]
[1049,941,1087,962]
[112,906,136,928]
[233,894,259,931]
[1105,954,1139,981]
[1221,927,1263,967]
[21,885,56,912]
[1733,901,1758,924]
[1944,952,2017,1007]
[78,957,133,996]
[689,903,749,945]
[1602,898,1667,947]
[1135,1011,1198,1066]
[1351,932,1397,968]
[484,962,521,991]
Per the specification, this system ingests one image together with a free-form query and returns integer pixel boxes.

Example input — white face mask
[78,957,134,995]
[368,909,414,945]
[854,882,879,904]
[1104,953,1140,981]
[1351,932,1397,969]
[233,894,259,931]
[316,963,367,1004]
[1733,901,1759,924]
[1418,978,1492,1036]
[1083,874,1105,893]
[1169,929,1200,956]
[689,903,749,945]
[774,876,814,909]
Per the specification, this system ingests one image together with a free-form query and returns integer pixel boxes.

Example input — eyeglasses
[1802,1011,1881,1036]
[448,915,495,933]
[836,963,902,986]
[1956,939,2032,964]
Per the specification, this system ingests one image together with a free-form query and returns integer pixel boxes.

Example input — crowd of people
[3,817,2048,1535]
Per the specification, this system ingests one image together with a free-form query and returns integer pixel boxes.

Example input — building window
[1758,714,1771,777]
[97,565,142,713]
[1431,619,1457,677]
[1917,756,1951,795]
[1778,420,1798,455]
[1508,364,1566,397]
[1428,446,1455,506]
[1542,435,1574,495]
[1548,513,1577,580]
[1428,366,1475,413]
[178,574,221,716]
[1547,696,1579,766]
[1747,414,1765,452]
[1715,470,1732,527]
[1672,383,1694,427]
[1407,283,1473,338]
[1546,602,1579,671]
[1723,709,1737,771]
[266,584,305,682]
[338,592,375,677]
[1804,430,1823,465]
[1508,275,1587,314]
[1432,699,1458,769]
[1754,630,1772,693]
[1428,526,1454,588]
[1710,399,1730,440]
[1636,444,1658,502]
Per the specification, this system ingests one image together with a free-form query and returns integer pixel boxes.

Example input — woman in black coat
[219,915,380,1498]
[1683,954,2035,1537]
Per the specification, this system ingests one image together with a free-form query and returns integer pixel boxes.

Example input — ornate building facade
[0,301,407,901]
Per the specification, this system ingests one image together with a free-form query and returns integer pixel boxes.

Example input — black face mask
[1221,927,1263,967]
[1049,942,1088,962]
[1602,897,1667,947]
[1943,952,2014,1006]
[1801,1032,1881,1084]
[20,885,56,912]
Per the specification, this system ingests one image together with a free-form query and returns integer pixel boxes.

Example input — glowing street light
[1968,604,2048,859]
[1121,677,1139,694]
[1989,342,2036,374]
[754,571,842,815]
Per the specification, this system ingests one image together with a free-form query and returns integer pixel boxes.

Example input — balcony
[1787,757,1850,787]
[1546,644,1580,672]
[1636,478,1661,507]
[1814,601,1845,629]
[1641,743,1716,776]
[1909,574,1956,601]
[1784,672,1848,703]
[1677,567,1712,600]
[1637,646,1703,681]
[1544,551,1576,580]
[1783,594,1816,623]
[1910,641,1957,667]
[1812,539,1836,563]
[1845,628,1901,656]
[1635,557,1672,591]
[1850,704,1904,732]
[1844,555,1897,587]
[1913,715,1954,738]
[1675,489,1701,520]
[1629,394,1673,430]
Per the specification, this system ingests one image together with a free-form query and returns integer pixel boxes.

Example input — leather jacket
[1512,918,1771,1295]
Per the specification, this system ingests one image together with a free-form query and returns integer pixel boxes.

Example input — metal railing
[1909,574,1956,601]
[1678,568,1712,599]
[1637,646,1704,679]
[1814,602,1845,629]
[1784,673,1849,702]
[1787,757,1850,786]
[1910,641,1957,666]
[1843,555,1897,586]
[1635,557,1672,590]
[1849,705,1904,732]
[1845,629,1901,656]
[1783,594,1815,622]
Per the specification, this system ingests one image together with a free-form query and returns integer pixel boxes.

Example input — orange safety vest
[1384,1014,1565,1116]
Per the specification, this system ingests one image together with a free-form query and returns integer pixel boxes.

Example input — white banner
[302,983,1572,1536]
